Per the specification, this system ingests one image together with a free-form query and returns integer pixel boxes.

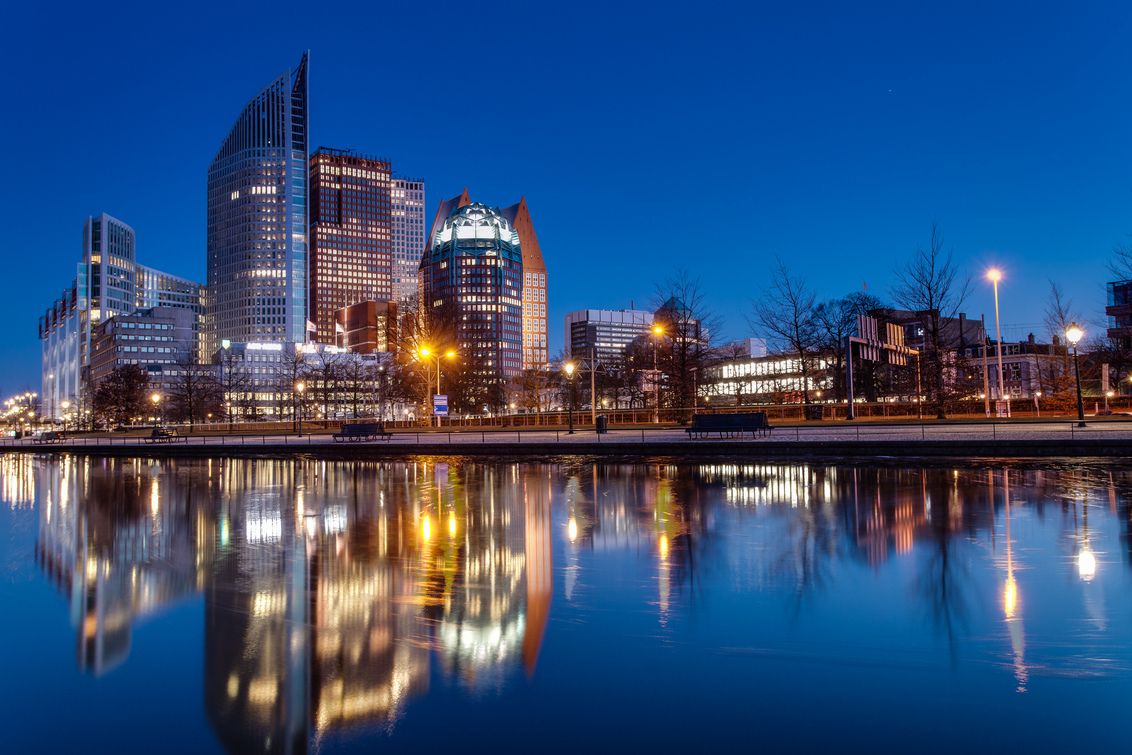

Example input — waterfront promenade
[7,419,1132,458]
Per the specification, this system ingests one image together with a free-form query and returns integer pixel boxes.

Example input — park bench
[685,412,773,439]
[144,427,183,444]
[33,431,66,445]
[332,422,392,443]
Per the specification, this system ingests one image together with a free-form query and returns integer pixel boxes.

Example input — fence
[4,417,1132,450]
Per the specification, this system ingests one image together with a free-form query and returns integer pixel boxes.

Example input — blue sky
[2,0,1130,392]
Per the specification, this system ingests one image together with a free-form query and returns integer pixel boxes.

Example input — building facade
[701,353,834,406]
[391,178,425,305]
[1107,280,1132,348]
[420,202,524,394]
[336,301,397,354]
[500,199,548,371]
[207,52,310,352]
[40,214,203,420]
[309,148,393,344]
[89,307,201,397]
[957,337,1070,401]
[424,190,548,372]
[564,309,655,365]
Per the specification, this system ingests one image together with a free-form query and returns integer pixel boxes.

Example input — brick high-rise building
[309,148,393,344]
[500,198,548,371]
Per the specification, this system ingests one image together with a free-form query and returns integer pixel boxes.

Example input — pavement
[5,420,1132,458]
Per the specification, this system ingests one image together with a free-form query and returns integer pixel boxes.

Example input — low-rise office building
[564,309,654,365]
[40,214,203,420]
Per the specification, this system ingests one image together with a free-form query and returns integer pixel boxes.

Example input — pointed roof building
[422,190,548,370]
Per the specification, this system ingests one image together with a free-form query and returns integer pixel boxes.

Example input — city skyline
[5,3,1132,391]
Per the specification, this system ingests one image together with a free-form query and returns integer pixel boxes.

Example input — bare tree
[1043,280,1078,343]
[653,271,717,418]
[168,359,221,431]
[218,348,251,429]
[270,348,308,428]
[1110,241,1132,282]
[892,224,971,418]
[751,258,821,405]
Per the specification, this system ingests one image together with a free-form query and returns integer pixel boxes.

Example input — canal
[1,455,1130,752]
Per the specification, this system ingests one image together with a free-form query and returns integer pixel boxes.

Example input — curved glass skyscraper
[206,52,309,353]
[421,202,524,393]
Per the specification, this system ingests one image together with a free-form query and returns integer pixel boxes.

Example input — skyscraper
[420,202,524,398]
[423,190,548,372]
[206,52,309,353]
[500,199,548,372]
[391,177,425,305]
[308,148,392,343]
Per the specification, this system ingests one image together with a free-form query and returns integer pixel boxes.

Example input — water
[1,454,1131,753]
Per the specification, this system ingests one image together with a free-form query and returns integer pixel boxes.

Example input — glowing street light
[295,381,306,435]
[563,361,577,434]
[650,324,665,423]
[1065,323,1086,427]
[986,268,1009,417]
[417,346,457,427]
[150,392,163,425]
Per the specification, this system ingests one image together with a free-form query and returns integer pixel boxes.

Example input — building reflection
[16,453,1132,749]
[35,456,205,674]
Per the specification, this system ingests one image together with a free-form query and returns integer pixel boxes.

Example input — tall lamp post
[418,346,456,428]
[986,268,1009,417]
[295,381,306,436]
[563,361,577,434]
[1066,322,1086,427]
[60,399,71,433]
[221,339,232,431]
[651,324,665,423]
[150,392,163,426]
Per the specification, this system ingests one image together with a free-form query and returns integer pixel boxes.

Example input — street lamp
[986,268,1009,417]
[221,339,232,431]
[418,346,457,427]
[150,392,162,425]
[60,399,71,433]
[295,381,306,435]
[1065,322,1086,427]
[1105,389,1115,414]
[563,361,577,434]
[1033,390,1041,418]
[651,324,665,423]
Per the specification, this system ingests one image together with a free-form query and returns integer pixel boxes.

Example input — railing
[4,417,1132,450]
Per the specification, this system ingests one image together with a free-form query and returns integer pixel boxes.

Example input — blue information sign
[432,394,448,416]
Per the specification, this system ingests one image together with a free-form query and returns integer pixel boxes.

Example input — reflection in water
[8,456,1132,751]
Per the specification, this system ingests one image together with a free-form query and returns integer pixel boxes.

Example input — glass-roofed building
[420,202,524,399]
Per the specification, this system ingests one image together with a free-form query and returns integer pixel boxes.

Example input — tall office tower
[420,202,524,395]
[500,199,548,371]
[391,177,425,305]
[423,190,548,371]
[207,51,309,354]
[40,214,203,419]
[308,148,392,344]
